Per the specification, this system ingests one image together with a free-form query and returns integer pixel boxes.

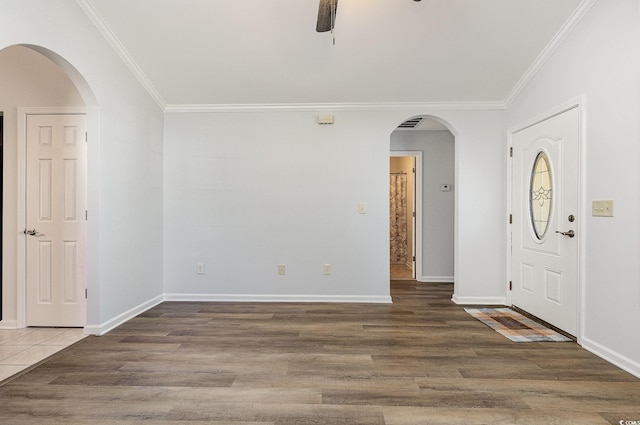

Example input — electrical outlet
[278,264,286,275]
[196,263,205,275]
[323,264,332,275]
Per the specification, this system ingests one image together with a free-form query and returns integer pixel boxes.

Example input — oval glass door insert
[530,151,553,240]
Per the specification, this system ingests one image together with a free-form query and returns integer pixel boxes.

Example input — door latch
[555,230,575,238]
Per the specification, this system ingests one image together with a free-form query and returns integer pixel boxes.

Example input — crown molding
[75,0,166,110]
[504,0,598,108]
[77,0,595,115]
[164,101,506,114]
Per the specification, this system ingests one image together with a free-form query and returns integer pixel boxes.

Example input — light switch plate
[592,200,614,217]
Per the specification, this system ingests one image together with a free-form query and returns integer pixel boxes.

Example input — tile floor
[0,327,86,383]
[390,263,414,280]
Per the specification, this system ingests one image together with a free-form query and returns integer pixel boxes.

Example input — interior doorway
[390,154,419,280]
[1,113,3,320]
[0,45,96,330]
[24,112,87,327]
[390,115,455,284]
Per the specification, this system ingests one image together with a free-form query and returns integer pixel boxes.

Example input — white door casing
[25,113,87,327]
[390,151,422,282]
[510,106,580,336]
[410,156,417,279]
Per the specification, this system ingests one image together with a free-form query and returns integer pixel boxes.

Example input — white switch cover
[592,200,614,217]
[323,264,332,275]
[278,264,286,275]
[358,203,367,214]
[196,263,205,274]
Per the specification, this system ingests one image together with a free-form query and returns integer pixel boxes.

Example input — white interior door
[26,114,87,327]
[511,107,580,336]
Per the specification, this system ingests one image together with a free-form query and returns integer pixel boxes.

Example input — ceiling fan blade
[316,0,338,33]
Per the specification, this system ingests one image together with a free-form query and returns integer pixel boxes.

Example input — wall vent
[398,117,423,129]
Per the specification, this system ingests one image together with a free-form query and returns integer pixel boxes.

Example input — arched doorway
[390,115,455,284]
[0,45,98,330]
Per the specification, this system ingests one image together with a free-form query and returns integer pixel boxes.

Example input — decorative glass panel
[530,151,553,240]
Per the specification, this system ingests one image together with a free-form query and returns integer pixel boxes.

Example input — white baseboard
[451,295,507,305]
[0,320,18,329]
[83,294,164,336]
[83,292,392,335]
[164,293,393,304]
[582,337,640,379]
[420,276,454,283]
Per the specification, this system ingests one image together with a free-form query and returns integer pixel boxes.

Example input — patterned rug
[464,307,571,342]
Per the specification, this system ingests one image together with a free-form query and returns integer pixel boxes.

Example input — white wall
[164,109,505,304]
[0,1,164,333]
[0,46,85,324]
[391,130,455,282]
[506,0,640,375]
[1,2,507,333]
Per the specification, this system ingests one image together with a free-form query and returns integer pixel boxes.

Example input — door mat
[464,307,572,342]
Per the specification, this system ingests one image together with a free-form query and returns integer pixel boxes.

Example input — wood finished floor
[1,282,638,424]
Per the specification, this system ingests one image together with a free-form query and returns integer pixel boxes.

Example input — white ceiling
[82,0,585,107]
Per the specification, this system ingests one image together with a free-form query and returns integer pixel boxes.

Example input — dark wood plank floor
[1,282,638,424]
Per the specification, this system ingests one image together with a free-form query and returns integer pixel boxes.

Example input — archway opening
[0,44,97,330]
[390,115,456,287]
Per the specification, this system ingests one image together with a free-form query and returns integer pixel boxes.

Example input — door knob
[555,230,575,238]
[24,229,38,236]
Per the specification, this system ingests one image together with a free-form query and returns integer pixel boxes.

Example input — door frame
[390,150,423,281]
[16,107,87,328]
[506,98,585,343]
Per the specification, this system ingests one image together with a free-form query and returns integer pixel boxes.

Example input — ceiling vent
[398,117,423,129]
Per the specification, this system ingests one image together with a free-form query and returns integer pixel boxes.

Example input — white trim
[165,101,506,114]
[390,151,423,283]
[75,0,165,110]
[164,294,392,304]
[582,337,640,379]
[0,320,18,329]
[504,0,598,108]
[508,98,583,135]
[16,107,87,329]
[420,276,454,283]
[506,128,513,306]
[451,295,507,306]
[83,294,164,336]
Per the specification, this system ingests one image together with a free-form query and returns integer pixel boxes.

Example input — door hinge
[509,281,512,291]
[413,256,416,262]
[85,210,88,220]
[85,132,88,143]
[85,288,88,299]
[509,214,512,224]
[412,168,415,173]
[509,147,513,157]
[412,211,416,218]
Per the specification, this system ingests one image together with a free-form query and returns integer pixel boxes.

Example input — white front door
[511,107,580,336]
[25,114,87,327]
